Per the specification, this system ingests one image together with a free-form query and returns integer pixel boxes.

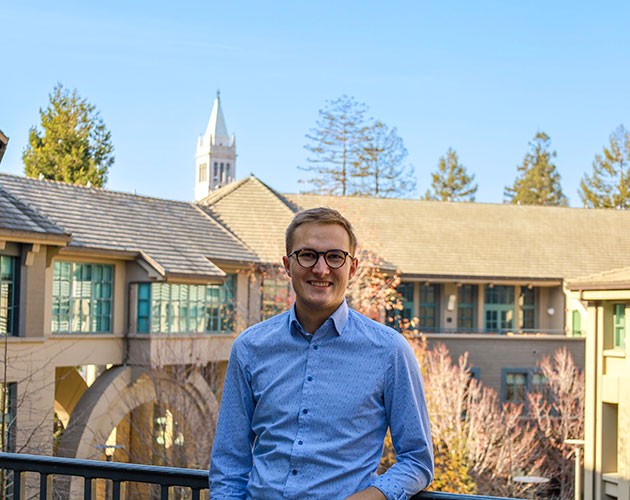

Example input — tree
[579,124,630,209]
[23,83,114,187]
[526,348,584,500]
[504,132,568,206]
[354,121,417,198]
[299,95,369,196]
[424,148,478,201]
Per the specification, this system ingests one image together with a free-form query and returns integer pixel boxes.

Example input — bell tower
[195,91,236,200]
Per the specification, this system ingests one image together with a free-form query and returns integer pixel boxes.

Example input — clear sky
[1,1,629,206]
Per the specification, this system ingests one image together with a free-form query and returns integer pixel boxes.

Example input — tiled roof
[286,194,630,280]
[201,175,630,281]
[198,176,298,264]
[0,184,69,242]
[567,266,630,290]
[0,174,258,280]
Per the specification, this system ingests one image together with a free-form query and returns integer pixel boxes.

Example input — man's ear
[282,255,291,277]
[348,257,358,280]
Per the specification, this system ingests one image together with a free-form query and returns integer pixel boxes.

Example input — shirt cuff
[371,476,407,500]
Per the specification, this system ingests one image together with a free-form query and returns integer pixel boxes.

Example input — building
[568,268,629,500]
[194,92,236,201]
[0,173,262,477]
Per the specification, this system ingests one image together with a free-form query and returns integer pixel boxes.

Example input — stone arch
[54,367,89,428]
[57,364,219,462]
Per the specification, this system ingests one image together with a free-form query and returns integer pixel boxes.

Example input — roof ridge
[196,176,253,206]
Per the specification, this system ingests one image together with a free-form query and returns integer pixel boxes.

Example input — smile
[308,281,332,287]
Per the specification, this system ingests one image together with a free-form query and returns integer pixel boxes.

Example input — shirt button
[313,345,319,350]
[302,409,308,414]
[298,440,303,445]
[307,376,313,382]
[292,469,298,475]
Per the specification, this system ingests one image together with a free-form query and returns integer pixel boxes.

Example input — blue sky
[1,1,629,206]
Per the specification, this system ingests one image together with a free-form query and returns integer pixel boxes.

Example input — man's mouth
[308,281,332,287]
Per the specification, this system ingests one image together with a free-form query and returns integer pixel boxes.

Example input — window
[418,284,439,332]
[0,256,18,336]
[388,282,414,330]
[613,304,626,350]
[520,287,536,330]
[262,277,293,320]
[504,371,527,402]
[198,163,207,182]
[52,262,113,333]
[484,285,514,333]
[502,368,547,403]
[457,285,476,331]
[136,276,235,333]
[1,382,16,452]
[572,310,582,337]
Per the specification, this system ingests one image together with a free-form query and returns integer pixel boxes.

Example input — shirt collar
[289,299,349,337]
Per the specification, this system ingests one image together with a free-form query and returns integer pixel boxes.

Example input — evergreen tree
[299,95,369,196]
[423,147,477,201]
[578,125,630,209]
[354,121,416,198]
[504,132,568,206]
[23,83,114,187]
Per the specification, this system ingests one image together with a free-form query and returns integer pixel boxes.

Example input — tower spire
[195,91,236,200]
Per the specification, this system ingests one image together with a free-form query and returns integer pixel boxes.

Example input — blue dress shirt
[209,300,433,499]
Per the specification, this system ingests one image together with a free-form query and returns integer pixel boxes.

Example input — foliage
[423,148,478,202]
[526,348,585,500]
[504,132,568,206]
[354,121,417,198]
[379,340,584,498]
[346,248,401,321]
[579,124,630,209]
[299,96,416,197]
[299,95,369,196]
[23,83,114,187]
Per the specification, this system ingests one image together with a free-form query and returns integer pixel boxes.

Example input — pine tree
[23,83,114,187]
[354,121,417,198]
[424,148,477,202]
[504,132,568,206]
[299,95,369,196]
[579,125,630,209]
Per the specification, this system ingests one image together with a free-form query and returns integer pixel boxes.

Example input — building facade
[568,268,630,500]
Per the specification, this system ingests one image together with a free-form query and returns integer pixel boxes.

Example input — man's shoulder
[347,309,409,350]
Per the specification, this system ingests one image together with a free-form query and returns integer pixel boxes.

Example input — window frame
[52,261,114,334]
[0,255,19,336]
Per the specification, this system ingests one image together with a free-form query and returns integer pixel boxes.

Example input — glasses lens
[324,250,347,269]
[296,250,318,267]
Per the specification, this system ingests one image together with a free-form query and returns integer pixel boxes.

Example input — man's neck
[294,303,339,334]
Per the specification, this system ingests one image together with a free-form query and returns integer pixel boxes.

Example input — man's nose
[311,254,330,274]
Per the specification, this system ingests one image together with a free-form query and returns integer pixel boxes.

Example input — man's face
[282,222,358,321]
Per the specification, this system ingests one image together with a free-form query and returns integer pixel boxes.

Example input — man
[209,207,433,499]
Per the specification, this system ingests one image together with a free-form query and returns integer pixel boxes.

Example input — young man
[209,207,433,499]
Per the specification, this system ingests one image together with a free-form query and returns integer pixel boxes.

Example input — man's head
[285,207,358,256]
[283,207,359,332]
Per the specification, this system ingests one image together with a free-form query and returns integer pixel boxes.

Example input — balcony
[0,452,518,500]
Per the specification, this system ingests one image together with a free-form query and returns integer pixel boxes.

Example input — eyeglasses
[287,248,353,269]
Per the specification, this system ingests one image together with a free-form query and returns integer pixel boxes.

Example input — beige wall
[580,297,630,500]
[426,334,585,396]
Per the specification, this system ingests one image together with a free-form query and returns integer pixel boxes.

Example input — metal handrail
[0,452,519,500]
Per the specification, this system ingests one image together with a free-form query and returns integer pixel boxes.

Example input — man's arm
[209,343,256,498]
[371,337,434,499]
[345,486,387,500]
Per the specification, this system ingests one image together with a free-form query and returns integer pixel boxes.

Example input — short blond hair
[285,207,358,255]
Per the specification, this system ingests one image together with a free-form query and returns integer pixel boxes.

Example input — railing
[0,452,518,500]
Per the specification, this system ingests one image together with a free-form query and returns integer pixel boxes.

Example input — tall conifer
[504,132,568,206]
[579,125,630,209]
